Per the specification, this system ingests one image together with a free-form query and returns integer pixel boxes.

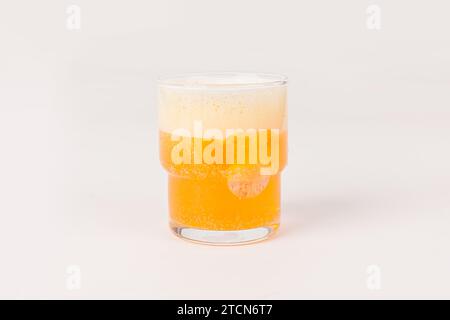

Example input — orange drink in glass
[158,73,287,245]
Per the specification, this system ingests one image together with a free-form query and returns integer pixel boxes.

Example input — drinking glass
[158,72,287,245]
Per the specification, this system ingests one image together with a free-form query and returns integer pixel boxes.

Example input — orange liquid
[159,130,287,230]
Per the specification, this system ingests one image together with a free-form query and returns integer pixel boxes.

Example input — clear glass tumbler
[158,72,287,245]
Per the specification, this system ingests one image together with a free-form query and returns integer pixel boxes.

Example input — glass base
[170,224,279,246]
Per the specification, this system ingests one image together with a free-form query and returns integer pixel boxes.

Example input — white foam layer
[158,84,287,132]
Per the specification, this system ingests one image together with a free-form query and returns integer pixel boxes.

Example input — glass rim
[157,72,287,90]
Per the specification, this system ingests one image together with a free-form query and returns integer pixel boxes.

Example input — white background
[0,0,449,299]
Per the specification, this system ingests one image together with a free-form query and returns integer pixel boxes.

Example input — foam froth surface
[158,73,287,132]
